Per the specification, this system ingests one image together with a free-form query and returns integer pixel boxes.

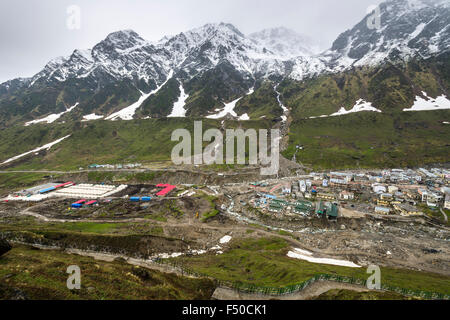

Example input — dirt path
[212,281,372,300]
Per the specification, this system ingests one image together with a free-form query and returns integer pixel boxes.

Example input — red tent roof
[156,184,176,196]
[54,182,74,189]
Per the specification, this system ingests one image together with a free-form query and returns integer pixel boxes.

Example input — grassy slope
[0,112,448,171]
[0,119,211,170]
[174,238,450,295]
[283,110,450,169]
[0,245,215,300]
[0,118,275,171]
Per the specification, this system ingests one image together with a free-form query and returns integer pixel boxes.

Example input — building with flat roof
[375,206,391,215]
[15,183,60,196]
[394,203,422,216]
[317,193,335,201]
[444,194,450,210]
[339,191,355,201]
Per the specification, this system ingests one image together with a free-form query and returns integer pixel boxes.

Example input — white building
[373,185,387,194]
[388,186,399,194]
[445,194,450,210]
[375,206,391,214]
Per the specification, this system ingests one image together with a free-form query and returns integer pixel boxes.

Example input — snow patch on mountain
[168,83,189,118]
[1,135,71,165]
[238,113,250,121]
[24,103,79,126]
[274,84,289,122]
[330,99,382,116]
[107,70,174,121]
[309,99,381,118]
[206,87,254,120]
[206,97,244,119]
[106,91,154,121]
[403,92,450,111]
[82,113,104,121]
[287,248,361,268]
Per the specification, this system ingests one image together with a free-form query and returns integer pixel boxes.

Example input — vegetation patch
[0,245,215,300]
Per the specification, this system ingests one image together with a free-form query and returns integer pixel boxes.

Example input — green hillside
[284,110,450,169]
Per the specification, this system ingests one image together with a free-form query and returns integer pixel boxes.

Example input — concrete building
[445,194,450,210]
[394,203,423,216]
[330,178,347,185]
[15,183,60,196]
[373,185,387,194]
[375,206,391,215]
[330,172,352,183]
[325,202,339,220]
[317,193,335,201]
[339,191,355,201]
[299,180,306,193]
[388,186,399,194]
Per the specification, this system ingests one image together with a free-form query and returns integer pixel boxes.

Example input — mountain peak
[105,29,141,41]
[98,29,148,51]
[329,0,450,67]
[187,22,245,39]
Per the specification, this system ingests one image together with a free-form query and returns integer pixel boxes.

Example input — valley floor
[0,167,449,300]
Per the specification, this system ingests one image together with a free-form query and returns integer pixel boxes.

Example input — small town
[240,168,450,221]
[3,166,449,228]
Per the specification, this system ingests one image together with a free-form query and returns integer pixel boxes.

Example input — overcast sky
[0,0,384,83]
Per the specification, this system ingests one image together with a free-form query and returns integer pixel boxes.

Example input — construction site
[1,166,449,278]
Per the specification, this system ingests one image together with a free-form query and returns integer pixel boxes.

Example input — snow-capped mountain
[10,0,450,90]
[161,23,278,78]
[30,30,171,89]
[28,23,291,90]
[327,0,450,69]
